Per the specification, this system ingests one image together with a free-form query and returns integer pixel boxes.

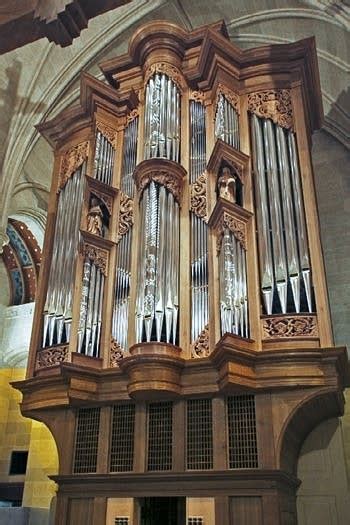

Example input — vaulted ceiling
[0,0,348,297]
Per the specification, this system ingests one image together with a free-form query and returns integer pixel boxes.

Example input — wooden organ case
[14,20,349,525]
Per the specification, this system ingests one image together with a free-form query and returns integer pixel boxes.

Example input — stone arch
[278,389,344,475]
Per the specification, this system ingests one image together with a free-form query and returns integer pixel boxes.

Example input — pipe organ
[18,20,348,525]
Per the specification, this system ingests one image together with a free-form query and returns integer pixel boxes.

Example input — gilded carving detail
[191,325,210,358]
[262,315,318,338]
[59,141,89,190]
[145,62,186,91]
[136,170,182,203]
[96,121,117,147]
[110,337,123,366]
[215,83,240,114]
[36,345,69,368]
[190,172,208,219]
[248,89,293,129]
[82,243,108,275]
[118,192,134,240]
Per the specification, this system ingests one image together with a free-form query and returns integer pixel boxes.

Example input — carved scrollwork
[145,62,186,91]
[248,89,293,129]
[191,325,210,358]
[262,315,318,338]
[217,212,246,252]
[96,121,117,148]
[118,192,134,240]
[136,170,183,203]
[189,89,205,104]
[190,172,208,219]
[59,141,89,190]
[110,337,124,366]
[214,83,240,114]
[36,345,69,368]
[127,108,139,124]
[82,243,108,275]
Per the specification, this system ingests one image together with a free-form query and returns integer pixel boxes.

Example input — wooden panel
[67,498,94,525]
[230,497,263,525]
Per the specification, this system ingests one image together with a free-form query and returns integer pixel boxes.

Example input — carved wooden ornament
[59,141,89,190]
[217,212,246,251]
[135,169,183,203]
[189,89,205,104]
[82,242,108,275]
[127,108,139,124]
[96,121,117,148]
[262,315,318,338]
[248,89,293,129]
[110,337,123,366]
[36,345,69,368]
[214,83,240,114]
[191,325,210,358]
[145,62,186,91]
[118,192,134,240]
[190,172,208,220]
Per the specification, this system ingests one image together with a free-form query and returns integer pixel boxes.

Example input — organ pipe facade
[16,20,348,525]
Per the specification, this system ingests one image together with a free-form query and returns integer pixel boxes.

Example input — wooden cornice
[37,72,138,149]
[51,469,300,496]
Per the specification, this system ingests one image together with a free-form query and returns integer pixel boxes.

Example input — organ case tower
[14,20,349,525]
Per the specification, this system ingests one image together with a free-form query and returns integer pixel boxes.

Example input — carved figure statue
[87,197,103,236]
[217,166,236,203]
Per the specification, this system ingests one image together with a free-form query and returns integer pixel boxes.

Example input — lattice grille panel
[147,402,173,471]
[227,395,258,468]
[115,518,129,525]
[73,407,100,473]
[188,518,204,525]
[110,404,135,472]
[187,398,213,470]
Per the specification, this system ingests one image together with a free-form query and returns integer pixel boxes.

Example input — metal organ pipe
[251,114,313,314]
[219,230,249,338]
[135,182,180,344]
[190,100,209,343]
[143,73,180,162]
[112,117,139,351]
[94,130,115,185]
[42,165,86,348]
[215,94,240,149]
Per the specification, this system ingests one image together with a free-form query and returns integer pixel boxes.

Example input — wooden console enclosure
[13,19,348,525]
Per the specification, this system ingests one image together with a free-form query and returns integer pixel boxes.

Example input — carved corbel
[247,89,293,129]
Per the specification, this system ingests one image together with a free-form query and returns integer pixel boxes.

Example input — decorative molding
[145,62,186,91]
[36,345,69,369]
[82,242,108,275]
[248,89,293,129]
[189,90,205,104]
[192,325,210,358]
[118,192,134,240]
[96,121,117,148]
[215,83,240,114]
[190,172,208,220]
[110,337,124,367]
[262,315,319,338]
[59,141,89,190]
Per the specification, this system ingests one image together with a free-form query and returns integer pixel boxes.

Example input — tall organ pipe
[94,131,115,185]
[144,73,180,162]
[251,114,313,314]
[215,94,240,149]
[112,117,139,350]
[251,115,274,314]
[135,182,180,344]
[190,100,209,343]
[219,229,249,338]
[42,165,86,347]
